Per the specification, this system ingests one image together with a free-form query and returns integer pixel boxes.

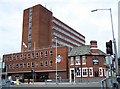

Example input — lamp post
[55,37,58,84]
[91,8,119,76]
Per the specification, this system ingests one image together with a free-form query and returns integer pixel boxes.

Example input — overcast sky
[0,0,119,58]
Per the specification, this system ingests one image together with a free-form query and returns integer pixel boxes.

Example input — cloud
[0,0,119,58]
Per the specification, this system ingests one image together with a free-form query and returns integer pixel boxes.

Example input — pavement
[10,82,101,87]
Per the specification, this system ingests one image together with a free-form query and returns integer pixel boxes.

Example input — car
[10,79,21,85]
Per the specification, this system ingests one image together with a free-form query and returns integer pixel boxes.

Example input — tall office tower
[21,4,85,52]
[118,1,120,57]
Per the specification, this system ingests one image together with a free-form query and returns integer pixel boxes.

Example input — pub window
[82,68,88,77]
[82,56,86,65]
[89,67,93,77]
[75,56,80,65]
[99,67,103,76]
[70,57,74,65]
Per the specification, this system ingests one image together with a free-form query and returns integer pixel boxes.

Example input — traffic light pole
[109,8,119,76]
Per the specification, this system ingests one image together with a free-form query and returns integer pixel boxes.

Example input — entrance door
[71,70,74,82]
[95,71,99,77]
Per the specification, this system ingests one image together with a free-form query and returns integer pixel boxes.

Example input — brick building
[68,40,106,82]
[3,46,68,82]
[21,4,85,52]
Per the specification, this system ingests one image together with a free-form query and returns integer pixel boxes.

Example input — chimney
[90,40,98,54]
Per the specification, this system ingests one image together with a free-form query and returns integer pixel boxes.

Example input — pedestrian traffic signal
[106,40,113,55]
[118,57,120,68]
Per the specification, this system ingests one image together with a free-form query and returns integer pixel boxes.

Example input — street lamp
[54,37,58,84]
[91,8,119,76]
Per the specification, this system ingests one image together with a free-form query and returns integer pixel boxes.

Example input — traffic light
[118,57,120,68]
[106,40,113,55]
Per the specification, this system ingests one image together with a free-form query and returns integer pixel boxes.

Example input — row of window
[52,19,85,41]
[28,7,33,51]
[53,32,81,47]
[71,67,103,77]
[4,50,53,61]
[70,56,86,65]
[52,26,85,45]
[6,60,53,69]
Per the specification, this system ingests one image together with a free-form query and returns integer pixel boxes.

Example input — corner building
[22,4,85,52]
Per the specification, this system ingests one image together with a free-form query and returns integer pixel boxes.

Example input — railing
[101,77,118,89]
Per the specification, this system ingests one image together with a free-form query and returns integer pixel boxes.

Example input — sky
[0,0,119,58]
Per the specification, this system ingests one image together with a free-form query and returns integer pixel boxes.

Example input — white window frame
[89,67,93,77]
[76,68,81,77]
[70,57,74,65]
[75,56,80,65]
[82,68,88,77]
[82,56,86,65]
[99,67,103,76]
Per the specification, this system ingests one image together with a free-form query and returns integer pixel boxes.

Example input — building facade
[68,41,106,82]
[21,4,85,52]
[3,46,68,82]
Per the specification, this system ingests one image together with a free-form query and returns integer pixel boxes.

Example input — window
[70,57,74,65]
[50,50,53,56]
[40,61,43,67]
[16,55,19,60]
[45,51,48,57]
[75,56,80,65]
[16,64,19,68]
[27,62,30,68]
[40,52,43,58]
[31,62,34,68]
[35,62,38,67]
[36,52,39,58]
[89,67,93,77]
[28,53,30,59]
[99,67,103,76]
[20,54,23,59]
[82,68,88,77]
[24,54,26,59]
[76,68,81,77]
[49,60,53,66]
[23,63,26,68]
[9,65,12,69]
[32,53,34,58]
[82,56,86,65]
[44,61,48,67]
[12,64,15,69]
[20,63,23,68]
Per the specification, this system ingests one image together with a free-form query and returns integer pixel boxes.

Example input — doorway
[95,71,99,77]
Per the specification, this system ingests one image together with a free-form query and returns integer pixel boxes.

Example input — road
[9,82,101,88]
